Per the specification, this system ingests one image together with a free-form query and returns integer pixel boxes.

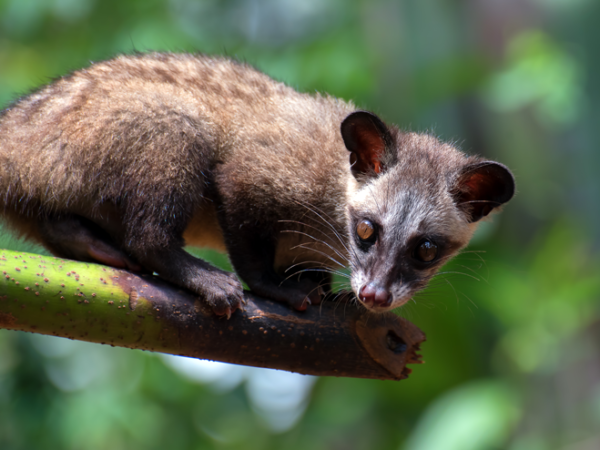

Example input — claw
[297,297,311,311]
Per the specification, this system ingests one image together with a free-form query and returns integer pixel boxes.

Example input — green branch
[0,249,425,380]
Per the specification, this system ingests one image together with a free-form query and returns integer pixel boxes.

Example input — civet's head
[341,111,514,312]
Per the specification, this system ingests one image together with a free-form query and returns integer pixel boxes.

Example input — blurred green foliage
[1,0,600,449]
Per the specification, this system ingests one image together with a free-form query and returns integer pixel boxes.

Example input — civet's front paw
[195,270,245,319]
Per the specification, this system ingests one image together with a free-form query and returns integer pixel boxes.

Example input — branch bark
[0,249,425,380]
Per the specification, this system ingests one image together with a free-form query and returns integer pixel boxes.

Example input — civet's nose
[359,282,391,307]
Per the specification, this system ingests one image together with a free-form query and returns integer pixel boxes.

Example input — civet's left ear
[453,161,515,222]
[341,111,395,178]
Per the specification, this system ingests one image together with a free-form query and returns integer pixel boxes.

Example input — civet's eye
[414,239,438,262]
[356,219,376,244]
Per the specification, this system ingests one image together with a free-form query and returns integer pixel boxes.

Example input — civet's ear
[453,161,515,222]
[341,111,394,178]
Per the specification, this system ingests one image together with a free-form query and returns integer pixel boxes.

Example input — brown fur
[0,53,514,315]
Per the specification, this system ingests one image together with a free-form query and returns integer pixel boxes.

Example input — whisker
[289,200,366,272]
[279,220,349,260]
[454,264,488,282]
[288,242,346,269]
[460,292,478,311]
[288,200,348,250]
[280,228,347,265]
[285,261,350,279]
[283,265,350,281]
[441,277,461,305]
[459,250,487,255]
[282,267,338,283]
[433,270,481,282]
[454,250,487,262]
[455,251,489,277]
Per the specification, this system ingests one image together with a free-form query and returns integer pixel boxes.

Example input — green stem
[0,249,425,380]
